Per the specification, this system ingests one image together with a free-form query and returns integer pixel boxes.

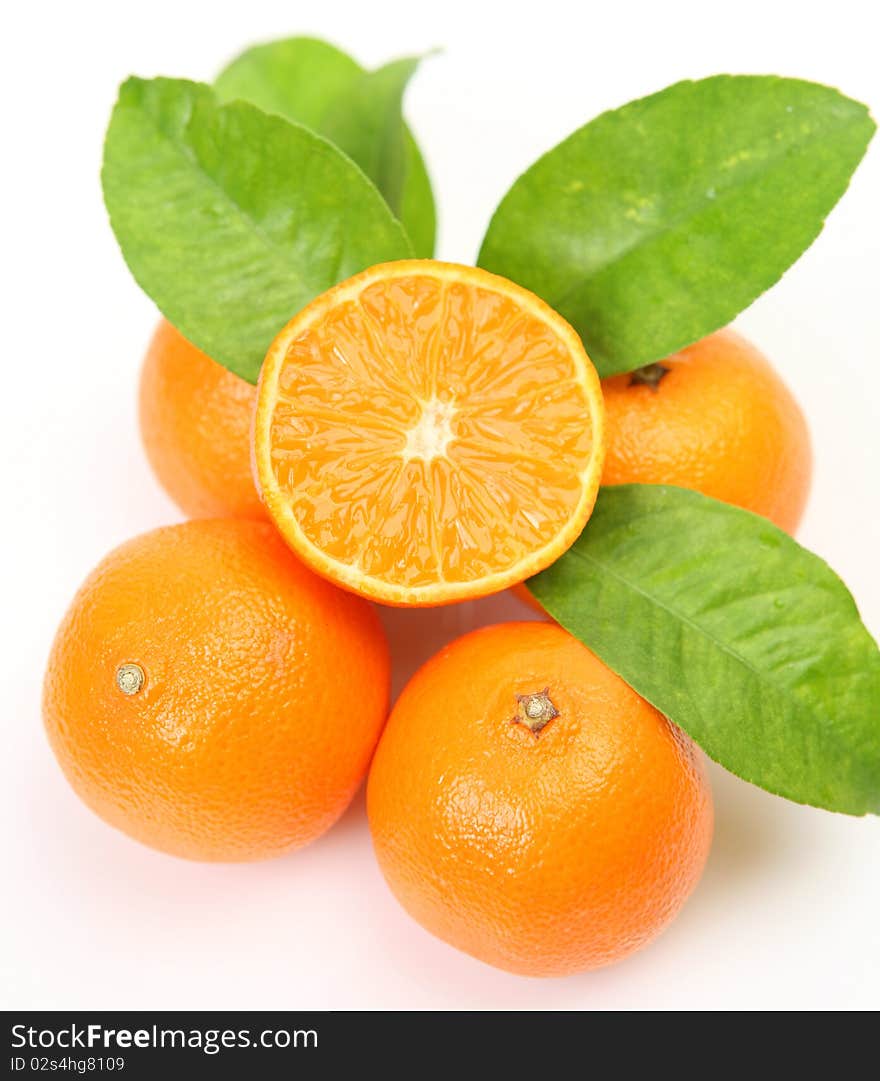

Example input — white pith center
[402,398,456,461]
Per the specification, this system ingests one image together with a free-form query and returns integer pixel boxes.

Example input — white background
[2,0,878,1011]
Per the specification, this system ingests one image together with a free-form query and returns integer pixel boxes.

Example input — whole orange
[139,319,264,519]
[43,519,390,861]
[367,621,712,976]
[601,329,812,533]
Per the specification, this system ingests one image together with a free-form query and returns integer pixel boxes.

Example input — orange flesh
[256,262,604,605]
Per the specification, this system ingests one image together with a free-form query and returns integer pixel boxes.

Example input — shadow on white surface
[19,584,875,1010]
[376,588,542,702]
[698,762,807,900]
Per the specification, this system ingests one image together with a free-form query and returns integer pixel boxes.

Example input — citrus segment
[255,261,605,605]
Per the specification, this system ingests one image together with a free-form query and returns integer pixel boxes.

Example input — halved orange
[254,261,605,606]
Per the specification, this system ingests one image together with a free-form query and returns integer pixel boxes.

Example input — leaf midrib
[561,540,810,723]
[127,92,315,300]
[548,110,866,314]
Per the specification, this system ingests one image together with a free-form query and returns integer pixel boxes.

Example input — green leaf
[526,485,880,815]
[397,133,436,262]
[215,36,361,131]
[479,76,875,377]
[102,77,412,383]
[321,56,422,218]
[215,37,436,257]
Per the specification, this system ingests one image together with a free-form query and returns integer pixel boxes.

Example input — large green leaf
[479,76,875,377]
[102,77,412,383]
[215,36,361,131]
[321,56,422,219]
[526,485,880,815]
[396,133,436,262]
[215,37,436,257]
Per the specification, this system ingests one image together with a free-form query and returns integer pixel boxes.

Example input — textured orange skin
[43,519,390,862]
[602,329,812,534]
[139,320,264,519]
[367,622,713,977]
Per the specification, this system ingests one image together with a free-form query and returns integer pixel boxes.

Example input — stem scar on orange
[43,519,390,862]
[139,319,264,520]
[253,261,606,607]
[601,328,812,534]
[367,621,713,977]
